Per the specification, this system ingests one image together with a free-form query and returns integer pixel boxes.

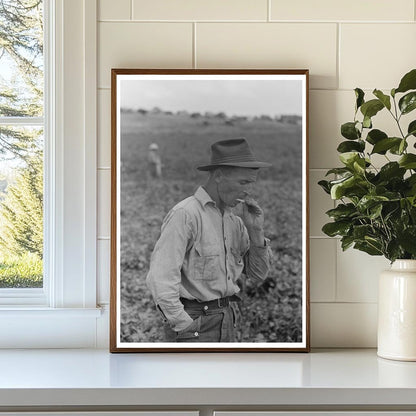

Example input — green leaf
[405,175,416,196]
[353,158,366,174]
[357,195,389,211]
[354,241,383,256]
[355,88,365,110]
[326,203,356,220]
[337,140,365,153]
[341,122,360,140]
[341,235,355,251]
[398,227,416,255]
[399,92,416,115]
[339,152,368,169]
[352,225,373,240]
[318,180,331,194]
[408,174,416,186]
[366,129,387,145]
[339,152,360,167]
[360,99,384,119]
[322,221,351,237]
[371,137,402,154]
[389,139,408,155]
[386,240,402,262]
[325,167,351,176]
[378,162,406,181]
[396,69,416,94]
[329,175,354,186]
[384,203,400,222]
[373,89,391,110]
[399,139,407,154]
[399,154,416,169]
[352,225,373,241]
[407,120,416,137]
[330,176,358,199]
[391,88,396,97]
[369,203,383,220]
[363,116,372,129]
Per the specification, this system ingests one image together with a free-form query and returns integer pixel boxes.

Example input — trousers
[164,296,240,343]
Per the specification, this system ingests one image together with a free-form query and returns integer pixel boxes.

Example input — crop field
[119,110,304,343]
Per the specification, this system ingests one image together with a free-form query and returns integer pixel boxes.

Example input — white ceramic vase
[378,259,416,361]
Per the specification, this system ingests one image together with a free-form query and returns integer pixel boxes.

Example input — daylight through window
[0,0,44,289]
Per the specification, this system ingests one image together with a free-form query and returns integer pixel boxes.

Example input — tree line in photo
[121,106,302,126]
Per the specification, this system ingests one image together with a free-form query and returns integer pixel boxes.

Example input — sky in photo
[120,79,303,117]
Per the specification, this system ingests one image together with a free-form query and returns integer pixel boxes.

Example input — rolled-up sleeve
[146,208,194,332]
[245,240,271,282]
[238,219,270,282]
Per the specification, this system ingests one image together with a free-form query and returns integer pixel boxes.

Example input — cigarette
[236,198,245,203]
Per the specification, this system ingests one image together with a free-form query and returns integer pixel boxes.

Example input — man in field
[146,138,271,342]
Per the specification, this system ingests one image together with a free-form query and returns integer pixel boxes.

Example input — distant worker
[148,143,162,179]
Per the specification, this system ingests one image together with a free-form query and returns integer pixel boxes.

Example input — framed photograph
[110,69,310,352]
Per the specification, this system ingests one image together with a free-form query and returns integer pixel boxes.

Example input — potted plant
[319,68,416,361]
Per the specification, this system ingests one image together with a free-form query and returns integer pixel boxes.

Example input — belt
[180,295,240,310]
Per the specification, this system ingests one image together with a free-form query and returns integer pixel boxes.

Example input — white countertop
[0,348,416,407]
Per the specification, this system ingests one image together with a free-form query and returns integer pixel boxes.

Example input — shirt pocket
[230,247,245,279]
[193,243,220,281]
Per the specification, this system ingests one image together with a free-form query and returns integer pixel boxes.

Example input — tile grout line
[98,19,415,24]
[96,87,378,92]
[193,22,197,68]
[130,0,133,20]
[336,22,340,90]
[309,236,339,239]
[334,229,339,303]
[311,301,378,305]
[267,0,271,22]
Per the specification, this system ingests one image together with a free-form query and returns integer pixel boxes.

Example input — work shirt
[146,186,270,332]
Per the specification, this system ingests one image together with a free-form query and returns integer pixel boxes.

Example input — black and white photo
[110,69,309,352]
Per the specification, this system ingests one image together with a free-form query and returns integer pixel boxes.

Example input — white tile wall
[132,0,268,21]
[271,0,415,21]
[96,0,416,348]
[99,0,131,21]
[97,239,110,304]
[98,22,193,88]
[340,24,416,90]
[336,246,390,303]
[196,23,338,89]
[98,89,111,168]
[310,239,336,302]
[311,303,378,347]
[97,169,111,239]
[309,89,407,169]
[309,90,352,169]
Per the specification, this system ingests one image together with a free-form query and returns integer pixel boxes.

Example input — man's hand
[240,197,265,247]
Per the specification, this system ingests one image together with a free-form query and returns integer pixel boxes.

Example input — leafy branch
[319,69,416,262]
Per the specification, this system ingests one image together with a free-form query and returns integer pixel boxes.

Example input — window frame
[0,0,48,305]
[0,0,100,348]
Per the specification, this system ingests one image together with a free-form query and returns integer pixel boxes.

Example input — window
[0,0,45,293]
[0,0,100,348]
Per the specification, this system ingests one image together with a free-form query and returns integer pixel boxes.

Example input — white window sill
[0,307,102,317]
[0,307,104,348]
[0,349,415,410]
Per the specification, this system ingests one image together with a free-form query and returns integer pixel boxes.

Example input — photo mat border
[110,68,310,353]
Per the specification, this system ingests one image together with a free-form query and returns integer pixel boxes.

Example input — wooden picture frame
[110,69,310,352]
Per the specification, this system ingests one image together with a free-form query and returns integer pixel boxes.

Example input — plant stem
[390,97,406,139]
